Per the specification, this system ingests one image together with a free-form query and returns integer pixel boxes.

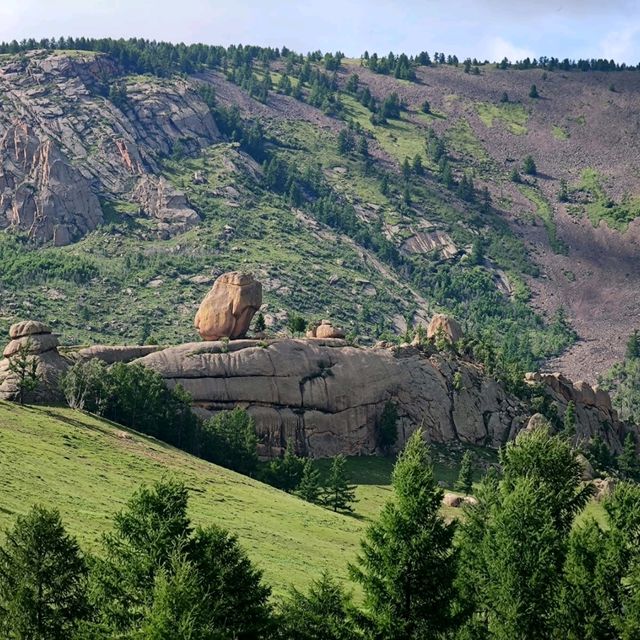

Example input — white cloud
[599,26,640,62]
[486,36,536,62]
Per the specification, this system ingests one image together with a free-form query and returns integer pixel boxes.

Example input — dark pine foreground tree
[350,429,457,639]
[0,506,88,640]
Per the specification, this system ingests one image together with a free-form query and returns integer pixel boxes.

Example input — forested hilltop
[0,37,638,408]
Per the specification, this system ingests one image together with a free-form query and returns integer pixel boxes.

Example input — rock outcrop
[73,344,162,364]
[525,371,629,454]
[135,338,525,457]
[0,123,103,244]
[0,50,219,243]
[0,321,69,401]
[194,272,262,341]
[427,314,464,344]
[306,320,346,339]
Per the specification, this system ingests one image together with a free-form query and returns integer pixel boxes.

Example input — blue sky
[1,0,640,64]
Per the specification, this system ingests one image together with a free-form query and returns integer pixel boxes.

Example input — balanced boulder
[194,272,262,341]
[0,321,69,402]
[427,314,463,344]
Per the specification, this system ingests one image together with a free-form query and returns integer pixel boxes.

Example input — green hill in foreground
[0,402,366,593]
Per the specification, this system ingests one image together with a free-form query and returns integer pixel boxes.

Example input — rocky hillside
[0,44,638,388]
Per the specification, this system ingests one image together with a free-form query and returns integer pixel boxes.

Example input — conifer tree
[297,459,323,504]
[563,400,576,436]
[455,450,474,494]
[626,330,640,360]
[523,155,537,175]
[350,430,456,638]
[0,506,88,639]
[618,433,639,481]
[323,455,356,513]
[254,311,266,333]
[279,572,359,640]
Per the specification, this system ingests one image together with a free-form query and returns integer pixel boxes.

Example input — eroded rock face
[0,123,103,244]
[0,321,69,401]
[132,175,200,236]
[427,314,464,343]
[194,272,262,341]
[135,338,525,457]
[0,51,220,243]
[525,371,630,454]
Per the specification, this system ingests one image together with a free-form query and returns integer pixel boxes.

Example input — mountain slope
[0,44,638,386]
[0,402,364,593]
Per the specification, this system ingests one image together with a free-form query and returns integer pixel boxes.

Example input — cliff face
[133,338,634,458]
[0,322,633,458]
[0,50,219,243]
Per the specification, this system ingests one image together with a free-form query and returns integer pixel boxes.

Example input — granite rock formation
[0,50,219,243]
[0,321,69,402]
[135,338,526,457]
[194,272,262,341]
[427,314,464,343]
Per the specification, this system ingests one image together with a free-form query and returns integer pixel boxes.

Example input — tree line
[3,426,640,638]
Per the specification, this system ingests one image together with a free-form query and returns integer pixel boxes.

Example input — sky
[1,0,640,64]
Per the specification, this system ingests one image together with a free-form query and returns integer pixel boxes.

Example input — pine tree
[563,401,576,436]
[0,506,88,639]
[377,401,398,454]
[510,167,522,183]
[558,178,570,203]
[529,84,539,98]
[455,450,474,494]
[139,551,211,639]
[266,439,305,492]
[350,430,456,638]
[297,459,322,503]
[618,433,639,480]
[323,455,356,513]
[523,155,537,175]
[626,330,640,360]
[254,311,266,333]
[412,154,424,176]
[88,480,272,637]
[402,157,412,181]
[279,572,359,640]
[7,340,40,405]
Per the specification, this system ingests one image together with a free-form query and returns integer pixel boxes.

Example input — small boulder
[315,320,346,339]
[427,313,463,344]
[576,453,595,480]
[593,477,617,502]
[443,493,463,507]
[524,413,550,433]
[194,272,262,341]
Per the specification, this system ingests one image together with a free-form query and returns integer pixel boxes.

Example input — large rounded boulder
[194,272,262,341]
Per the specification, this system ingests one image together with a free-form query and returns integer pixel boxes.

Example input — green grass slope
[0,402,364,594]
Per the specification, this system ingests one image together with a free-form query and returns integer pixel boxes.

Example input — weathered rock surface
[194,272,262,341]
[307,320,346,339]
[525,371,630,454]
[9,320,53,340]
[136,338,525,457]
[73,344,162,364]
[132,175,200,236]
[0,322,69,401]
[427,314,463,343]
[0,51,219,243]
[0,123,103,244]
